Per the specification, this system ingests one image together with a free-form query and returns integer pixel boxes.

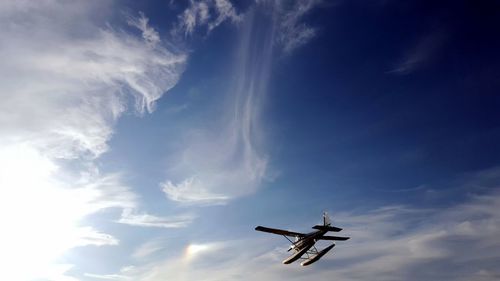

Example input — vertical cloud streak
[162,6,275,205]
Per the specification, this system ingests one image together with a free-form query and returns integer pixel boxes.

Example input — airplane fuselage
[291,229,328,251]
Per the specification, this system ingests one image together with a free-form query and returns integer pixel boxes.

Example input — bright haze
[1,0,500,280]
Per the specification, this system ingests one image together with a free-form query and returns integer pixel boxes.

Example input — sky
[1,0,500,280]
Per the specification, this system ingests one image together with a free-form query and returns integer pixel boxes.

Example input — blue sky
[1,0,500,280]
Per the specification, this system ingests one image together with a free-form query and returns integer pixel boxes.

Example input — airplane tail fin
[313,212,342,231]
[323,212,331,226]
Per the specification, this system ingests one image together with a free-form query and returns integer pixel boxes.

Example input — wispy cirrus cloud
[173,0,242,37]
[118,209,195,228]
[0,2,186,159]
[62,169,195,229]
[127,12,161,47]
[162,177,230,205]
[388,29,446,74]
[274,0,322,54]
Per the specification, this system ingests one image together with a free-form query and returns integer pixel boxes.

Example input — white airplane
[255,212,349,266]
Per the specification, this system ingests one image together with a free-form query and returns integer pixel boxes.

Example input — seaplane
[255,212,349,266]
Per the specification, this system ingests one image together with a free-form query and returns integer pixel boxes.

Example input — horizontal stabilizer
[255,226,305,237]
[319,235,350,241]
[312,225,342,232]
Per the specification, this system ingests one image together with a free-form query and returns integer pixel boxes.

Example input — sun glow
[0,144,110,280]
[184,243,222,261]
[186,244,211,256]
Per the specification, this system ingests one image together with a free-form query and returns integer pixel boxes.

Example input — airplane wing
[318,235,350,241]
[255,226,305,237]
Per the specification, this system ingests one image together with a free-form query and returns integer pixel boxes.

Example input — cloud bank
[0,1,188,279]
[98,169,500,280]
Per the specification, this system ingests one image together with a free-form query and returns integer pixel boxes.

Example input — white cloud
[274,0,322,54]
[127,12,161,47]
[118,209,195,228]
[173,0,241,36]
[209,0,242,31]
[76,227,120,247]
[176,1,210,36]
[162,177,229,205]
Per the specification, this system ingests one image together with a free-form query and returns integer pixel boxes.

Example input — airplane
[255,212,349,266]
